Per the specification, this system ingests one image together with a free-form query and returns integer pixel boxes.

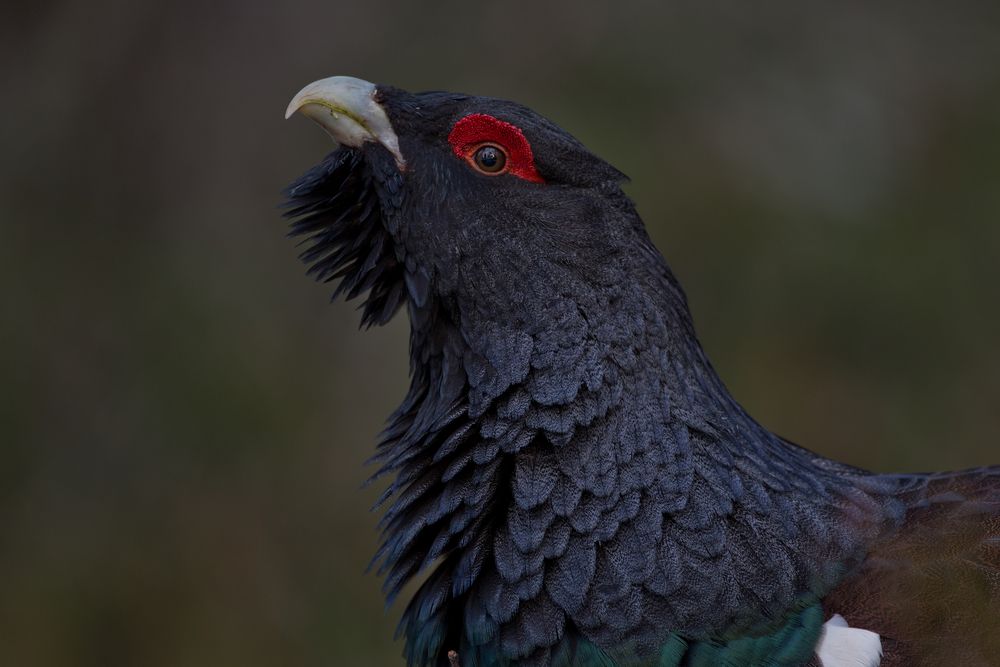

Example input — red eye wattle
[447,114,545,183]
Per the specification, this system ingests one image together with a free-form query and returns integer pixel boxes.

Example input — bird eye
[448,114,544,183]
[472,144,507,174]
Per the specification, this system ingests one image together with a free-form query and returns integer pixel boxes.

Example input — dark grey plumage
[283,83,1000,667]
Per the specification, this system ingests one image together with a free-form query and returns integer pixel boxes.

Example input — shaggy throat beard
[283,148,406,328]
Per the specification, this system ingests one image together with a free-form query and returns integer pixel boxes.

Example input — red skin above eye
[447,114,546,184]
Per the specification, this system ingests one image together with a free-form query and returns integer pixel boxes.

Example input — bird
[281,76,1000,667]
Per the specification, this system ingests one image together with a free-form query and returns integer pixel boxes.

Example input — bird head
[283,76,643,333]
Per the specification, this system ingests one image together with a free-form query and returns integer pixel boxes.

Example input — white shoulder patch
[815,614,882,667]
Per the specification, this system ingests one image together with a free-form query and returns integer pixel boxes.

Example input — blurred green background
[2,1,1000,664]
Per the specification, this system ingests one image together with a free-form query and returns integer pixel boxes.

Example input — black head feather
[282,147,405,327]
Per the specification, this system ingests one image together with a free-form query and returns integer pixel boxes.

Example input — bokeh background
[3,1,1000,664]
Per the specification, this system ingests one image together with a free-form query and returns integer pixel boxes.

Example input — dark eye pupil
[479,148,498,167]
[474,145,506,172]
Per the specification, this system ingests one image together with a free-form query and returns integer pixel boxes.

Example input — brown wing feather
[824,468,1000,666]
